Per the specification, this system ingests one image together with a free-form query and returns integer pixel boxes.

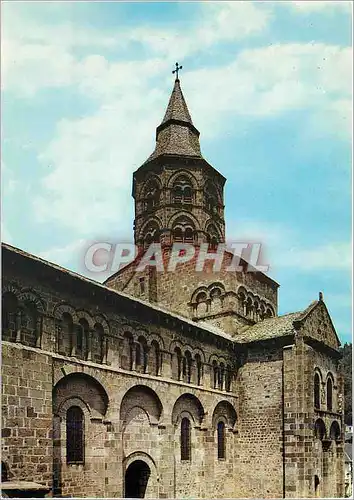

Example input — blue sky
[2,1,352,343]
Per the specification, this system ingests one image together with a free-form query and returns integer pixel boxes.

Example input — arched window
[327,377,333,411]
[172,216,195,244]
[314,418,326,441]
[206,224,220,251]
[196,292,207,304]
[172,176,193,204]
[2,292,19,342]
[314,372,321,409]
[245,297,253,317]
[184,227,194,243]
[144,179,160,211]
[217,421,226,459]
[204,181,220,214]
[181,417,191,461]
[143,224,160,248]
[66,406,84,464]
[265,307,273,318]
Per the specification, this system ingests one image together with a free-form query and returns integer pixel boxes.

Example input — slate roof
[145,79,203,162]
[161,78,193,125]
[235,311,302,343]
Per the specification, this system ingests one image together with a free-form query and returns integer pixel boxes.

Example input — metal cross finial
[172,62,182,81]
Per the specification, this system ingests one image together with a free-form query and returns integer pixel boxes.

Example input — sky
[1,1,352,343]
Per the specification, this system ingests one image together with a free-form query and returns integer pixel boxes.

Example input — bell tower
[132,67,226,250]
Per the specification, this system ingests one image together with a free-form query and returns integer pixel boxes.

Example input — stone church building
[1,76,345,498]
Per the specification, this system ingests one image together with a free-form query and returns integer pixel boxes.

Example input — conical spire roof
[161,79,193,125]
[145,78,203,163]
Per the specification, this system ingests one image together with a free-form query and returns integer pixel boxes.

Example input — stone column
[15,310,22,342]
[160,350,172,379]
[144,345,150,374]
[87,330,93,361]
[131,342,136,371]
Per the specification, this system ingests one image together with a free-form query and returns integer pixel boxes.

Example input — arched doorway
[125,460,151,498]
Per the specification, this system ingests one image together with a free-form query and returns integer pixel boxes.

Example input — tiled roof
[235,312,302,343]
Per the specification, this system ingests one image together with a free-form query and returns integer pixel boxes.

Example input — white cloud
[1,2,270,96]
[2,3,351,236]
[290,1,351,12]
[31,41,351,233]
[278,241,352,271]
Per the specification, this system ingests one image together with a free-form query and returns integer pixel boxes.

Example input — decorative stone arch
[120,385,163,426]
[168,169,198,190]
[18,289,46,313]
[138,216,163,244]
[314,418,327,441]
[119,323,135,339]
[192,347,206,363]
[314,367,324,383]
[211,400,237,431]
[167,211,200,231]
[123,450,157,474]
[93,314,110,336]
[53,371,109,419]
[264,304,275,318]
[329,421,341,441]
[135,328,149,340]
[76,310,94,329]
[172,393,205,427]
[2,281,21,298]
[123,451,158,499]
[204,221,223,241]
[168,339,185,355]
[141,174,163,194]
[182,343,194,357]
[55,396,91,419]
[53,302,78,323]
[147,332,165,350]
[207,282,225,294]
[236,285,248,296]
[208,353,222,365]
[190,286,209,304]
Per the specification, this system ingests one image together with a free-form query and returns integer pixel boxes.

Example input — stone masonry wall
[2,343,53,487]
[235,343,284,498]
